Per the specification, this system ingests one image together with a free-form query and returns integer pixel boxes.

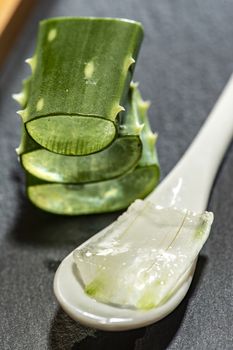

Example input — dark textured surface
[0,0,233,349]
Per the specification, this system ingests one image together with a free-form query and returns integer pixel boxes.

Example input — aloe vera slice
[21,17,143,155]
[20,136,141,183]
[18,83,144,183]
[73,200,213,309]
[26,166,159,214]
[25,85,159,214]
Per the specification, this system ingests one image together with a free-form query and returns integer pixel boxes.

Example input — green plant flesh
[23,84,160,215]
[21,136,142,183]
[26,167,159,215]
[15,17,160,215]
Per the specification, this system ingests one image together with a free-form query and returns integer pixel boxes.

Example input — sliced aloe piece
[18,84,144,183]
[20,17,143,155]
[73,200,213,309]
[20,135,142,183]
[25,84,159,214]
[26,166,159,214]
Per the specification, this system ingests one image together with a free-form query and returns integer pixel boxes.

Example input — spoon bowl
[54,244,195,331]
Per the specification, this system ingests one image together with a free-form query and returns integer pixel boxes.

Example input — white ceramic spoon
[54,75,233,331]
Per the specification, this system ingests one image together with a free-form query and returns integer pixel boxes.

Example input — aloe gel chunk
[73,200,213,309]
[21,17,143,155]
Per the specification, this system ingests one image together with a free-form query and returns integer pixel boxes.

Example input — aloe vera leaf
[118,82,144,137]
[26,165,159,215]
[13,77,31,109]
[17,84,144,183]
[127,82,159,167]
[20,17,143,155]
[135,88,159,167]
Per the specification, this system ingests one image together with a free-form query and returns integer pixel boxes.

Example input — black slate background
[0,0,233,349]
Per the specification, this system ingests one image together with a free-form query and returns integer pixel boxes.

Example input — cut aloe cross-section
[25,84,159,214]
[18,83,144,183]
[20,17,143,155]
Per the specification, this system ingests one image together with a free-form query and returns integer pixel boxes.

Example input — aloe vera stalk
[15,17,160,215]
[19,18,143,156]
[25,85,159,215]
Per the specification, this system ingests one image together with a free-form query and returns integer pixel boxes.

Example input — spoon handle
[148,74,233,212]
